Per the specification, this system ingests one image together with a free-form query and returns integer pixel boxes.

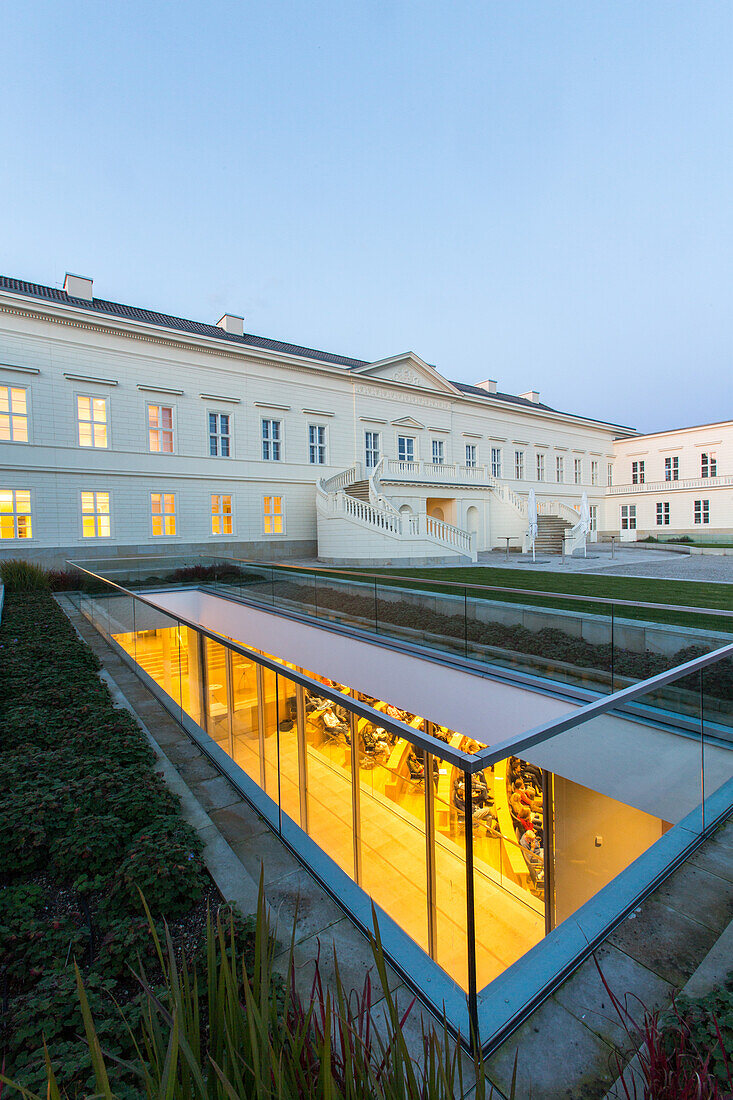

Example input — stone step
[345,480,371,501]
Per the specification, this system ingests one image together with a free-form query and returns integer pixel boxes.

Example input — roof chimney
[519,390,540,403]
[63,272,93,301]
[475,379,497,394]
[217,313,244,337]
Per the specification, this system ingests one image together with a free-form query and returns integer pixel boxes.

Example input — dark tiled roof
[0,276,368,369]
[452,381,635,431]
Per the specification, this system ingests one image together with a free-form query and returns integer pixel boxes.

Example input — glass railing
[69,559,733,1049]
[69,553,733,706]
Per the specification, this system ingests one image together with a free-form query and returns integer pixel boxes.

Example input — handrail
[66,553,733,619]
[68,557,733,775]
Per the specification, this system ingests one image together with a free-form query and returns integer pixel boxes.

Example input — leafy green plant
[110,818,207,917]
[0,557,50,591]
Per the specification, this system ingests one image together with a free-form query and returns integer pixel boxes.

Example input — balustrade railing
[608,473,733,495]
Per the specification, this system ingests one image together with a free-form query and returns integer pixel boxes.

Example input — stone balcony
[608,473,733,495]
[378,458,495,487]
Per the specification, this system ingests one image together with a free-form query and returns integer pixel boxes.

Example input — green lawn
[314,564,733,633]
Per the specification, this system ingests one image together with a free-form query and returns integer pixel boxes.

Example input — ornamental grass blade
[74,961,115,1099]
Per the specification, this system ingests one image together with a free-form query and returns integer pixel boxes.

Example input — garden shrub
[111,817,207,916]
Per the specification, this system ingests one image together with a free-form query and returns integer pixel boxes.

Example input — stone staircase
[345,480,371,502]
[535,515,573,554]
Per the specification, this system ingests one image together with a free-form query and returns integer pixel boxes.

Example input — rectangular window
[465,443,477,467]
[621,505,637,531]
[589,505,598,532]
[701,452,717,478]
[607,463,613,486]
[694,499,710,524]
[208,413,230,457]
[631,460,645,485]
[514,450,525,479]
[81,491,111,538]
[574,458,582,484]
[264,495,283,534]
[150,492,176,536]
[78,395,108,448]
[536,453,545,481]
[211,494,233,535]
[491,446,502,478]
[308,424,327,465]
[656,502,670,526]
[0,489,32,539]
[398,435,415,462]
[365,431,380,468]
[591,460,599,486]
[555,456,564,483]
[0,386,29,442]
[432,439,445,464]
[665,456,679,481]
[148,405,174,453]
[261,419,281,461]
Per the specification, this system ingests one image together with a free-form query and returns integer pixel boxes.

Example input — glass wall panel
[702,660,733,823]
[276,673,302,827]
[204,637,231,752]
[434,783,468,991]
[261,666,280,801]
[304,682,355,878]
[357,717,429,957]
[230,649,262,784]
[180,625,203,727]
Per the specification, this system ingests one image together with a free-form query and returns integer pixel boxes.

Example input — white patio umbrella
[580,490,591,557]
[527,488,538,562]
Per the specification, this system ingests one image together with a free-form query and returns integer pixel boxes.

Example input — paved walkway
[57,595,733,1099]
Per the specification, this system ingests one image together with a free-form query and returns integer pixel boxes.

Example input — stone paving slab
[606,897,721,988]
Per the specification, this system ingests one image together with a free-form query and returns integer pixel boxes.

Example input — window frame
[555,455,564,483]
[0,488,33,540]
[632,460,645,485]
[210,493,234,537]
[536,453,545,482]
[621,504,637,531]
[694,499,710,525]
[365,431,381,469]
[150,491,178,537]
[0,383,30,444]
[590,460,599,486]
[701,452,717,478]
[664,456,679,482]
[431,439,445,465]
[397,435,416,463]
[261,418,282,462]
[263,494,285,536]
[490,446,502,478]
[573,458,583,485]
[655,501,670,526]
[208,411,232,458]
[465,443,477,468]
[514,450,525,480]
[80,490,112,539]
[76,392,110,450]
[147,403,176,454]
[308,423,328,465]
[607,463,613,487]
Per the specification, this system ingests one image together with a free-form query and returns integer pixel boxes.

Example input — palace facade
[0,271,730,567]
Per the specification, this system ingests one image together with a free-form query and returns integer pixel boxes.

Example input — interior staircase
[345,480,371,502]
[535,515,573,554]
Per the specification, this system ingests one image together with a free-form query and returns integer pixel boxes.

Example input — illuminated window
[148,405,174,452]
[209,413,230,457]
[151,492,176,536]
[261,419,281,461]
[0,489,32,539]
[81,491,111,537]
[211,494,233,535]
[308,424,327,464]
[77,395,108,448]
[0,386,29,442]
[555,456,564,483]
[264,496,283,534]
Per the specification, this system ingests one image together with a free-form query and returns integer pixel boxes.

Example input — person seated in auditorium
[454,778,495,833]
[515,804,534,834]
[511,778,542,815]
[362,725,389,760]
[406,749,425,782]
[471,771,492,804]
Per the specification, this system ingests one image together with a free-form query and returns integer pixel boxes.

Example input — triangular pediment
[391,416,425,430]
[351,352,461,396]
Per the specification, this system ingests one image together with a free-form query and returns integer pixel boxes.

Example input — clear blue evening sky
[1,1,731,432]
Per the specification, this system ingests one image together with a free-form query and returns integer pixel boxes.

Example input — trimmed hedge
[0,591,253,1096]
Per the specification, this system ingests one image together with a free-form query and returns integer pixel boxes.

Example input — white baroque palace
[0,272,731,567]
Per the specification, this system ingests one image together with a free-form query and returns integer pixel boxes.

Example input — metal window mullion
[296,683,308,832]
[350,710,362,885]
[256,663,266,790]
[225,645,234,758]
[464,771,479,1050]
[542,769,555,935]
[424,732,437,961]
